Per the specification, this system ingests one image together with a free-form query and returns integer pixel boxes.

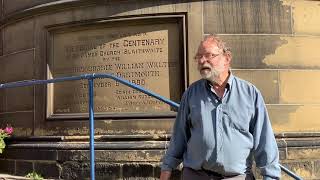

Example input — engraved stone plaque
[48,19,183,117]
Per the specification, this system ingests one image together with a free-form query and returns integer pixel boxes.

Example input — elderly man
[160,35,281,180]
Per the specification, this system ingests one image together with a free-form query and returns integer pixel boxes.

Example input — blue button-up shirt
[161,74,281,179]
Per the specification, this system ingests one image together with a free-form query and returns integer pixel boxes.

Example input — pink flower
[4,126,13,135]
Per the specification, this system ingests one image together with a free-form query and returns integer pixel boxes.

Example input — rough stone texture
[315,160,320,177]
[61,162,121,180]
[58,150,164,162]
[204,0,292,34]
[34,161,61,179]
[287,147,320,160]
[281,161,313,179]
[122,163,154,179]
[278,148,286,160]
[35,119,174,136]
[0,145,319,179]
[61,162,89,180]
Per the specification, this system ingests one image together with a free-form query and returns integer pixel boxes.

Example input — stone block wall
[0,137,319,179]
[0,0,320,179]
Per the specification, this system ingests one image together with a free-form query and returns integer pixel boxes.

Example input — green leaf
[25,172,44,180]
[0,139,5,154]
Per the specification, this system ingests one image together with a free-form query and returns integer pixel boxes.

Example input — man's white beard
[200,68,221,83]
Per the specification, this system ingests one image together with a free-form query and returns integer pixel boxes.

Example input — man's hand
[160,170,172,180]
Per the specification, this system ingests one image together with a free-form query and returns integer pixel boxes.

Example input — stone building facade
[0,0,320,179]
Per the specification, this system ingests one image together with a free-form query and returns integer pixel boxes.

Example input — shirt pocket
[221,106,250,133]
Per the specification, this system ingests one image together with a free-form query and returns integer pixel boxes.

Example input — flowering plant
[0,125,13,154]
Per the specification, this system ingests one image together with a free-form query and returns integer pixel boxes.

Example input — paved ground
[0,174,29,180]
[0,174,55,180]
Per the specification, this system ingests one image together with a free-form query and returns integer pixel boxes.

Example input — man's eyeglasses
[194,53,221,61]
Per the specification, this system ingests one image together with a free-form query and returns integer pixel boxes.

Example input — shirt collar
[206,71,234,91]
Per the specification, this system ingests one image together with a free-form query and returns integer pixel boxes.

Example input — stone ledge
[6,137,320,150]
[7,141,167,150]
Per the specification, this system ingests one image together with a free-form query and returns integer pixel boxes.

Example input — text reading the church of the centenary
[53,26,180,114]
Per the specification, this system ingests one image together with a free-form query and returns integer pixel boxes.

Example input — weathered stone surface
[58,150,164,162]
[286,139,320,148]
[0,49,34,82]
[153,164,161,178]
[96,163,121,180]
[219,35,320,69]
[279,148,286,160]
[233,70,279,104]
[262,36,320,69]
[283,0,320,35]
[34,161,61,179]
[287,147,320,160]
[61,162,121,180]
[204,0,292,34]
[0,160,15,175]
[61,162,84,180]
[15,161,32,176]
[38,119,174,136]
[221,35,285,68]
[281,161,313,179]
[280,71,320,104]
[3,19,34,54]
[123,163,154,179]
[268,105,320,132]
[315,160,320,177]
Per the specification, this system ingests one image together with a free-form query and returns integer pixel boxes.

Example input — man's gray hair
[203,34,232,56]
